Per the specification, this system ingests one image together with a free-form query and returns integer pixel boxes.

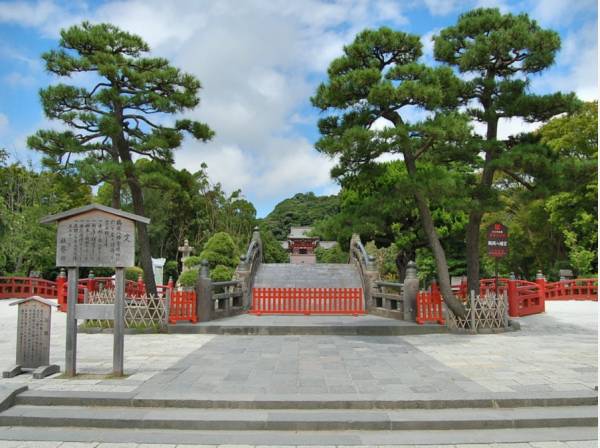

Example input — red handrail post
[56,268,67,312]
[137,273,145,296]
[87,271,96,293]
[535,270,547,312]
[507,278,518,317]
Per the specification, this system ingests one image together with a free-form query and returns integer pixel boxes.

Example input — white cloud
[531,20,598,100]
[531,0,596,26]
[4,71,36,87]
[0,113,8,135]
[471,117,543,140]
[422,0,460,16]
[0,0,59,27]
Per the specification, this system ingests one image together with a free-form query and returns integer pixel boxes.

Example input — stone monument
[3,296,60,379]
[41,204,150,377]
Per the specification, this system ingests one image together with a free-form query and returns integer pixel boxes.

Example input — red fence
[168,290,197,323]
[0,277,59,300]
[251,288,364,315]
[545,279,597,301]
[416,284,445,325]
[507,279,545,317]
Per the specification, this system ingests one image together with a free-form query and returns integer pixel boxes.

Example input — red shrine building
[281,227,337,264]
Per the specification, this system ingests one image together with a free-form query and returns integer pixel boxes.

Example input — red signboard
[487,222,508,258]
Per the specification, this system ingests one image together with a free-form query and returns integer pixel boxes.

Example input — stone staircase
[254,263,362,289]
[0,389,596,444]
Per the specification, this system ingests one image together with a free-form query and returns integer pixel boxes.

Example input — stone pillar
[152,257,166,287]
[403,261,419,322]
[195,260,213,322]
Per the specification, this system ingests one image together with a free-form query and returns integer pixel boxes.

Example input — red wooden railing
[0,277,59,300]
[545,279,598,301]
[507,279,545,317]
[251,287,364,316]
[416,283,445,325]
[169,289,198,323]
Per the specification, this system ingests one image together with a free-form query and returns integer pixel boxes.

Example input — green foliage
[259,225,289,263]
[199,232,238,269]
[183,256,202,269]
[177,269,198,287]
[164,260,178,283]
[0,162,91,277]
[262,193,339,240]
[210,264,234,282]
[125,266,143,282]
[364,242,398,280]
[315,244,347,264]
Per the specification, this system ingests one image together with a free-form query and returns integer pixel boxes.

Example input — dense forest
[0,11,597,290]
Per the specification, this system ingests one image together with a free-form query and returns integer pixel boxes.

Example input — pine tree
[28,22,213,294]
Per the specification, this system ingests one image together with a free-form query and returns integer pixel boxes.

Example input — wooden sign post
[487,222,509,297]
[41,204,150,377]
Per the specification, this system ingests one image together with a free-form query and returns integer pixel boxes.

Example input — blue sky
[0,0,597,217]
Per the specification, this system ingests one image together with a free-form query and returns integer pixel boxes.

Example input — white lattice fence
[447,291,509,332]
[85,289,168,329]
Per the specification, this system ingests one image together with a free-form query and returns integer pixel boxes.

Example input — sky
[0,0,597,217]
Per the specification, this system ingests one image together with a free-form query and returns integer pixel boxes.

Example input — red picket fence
[416,283,445,325]
[545,279,598,301]
[251,288,364,315]
[0,277,59,300]
[168,289,198,323]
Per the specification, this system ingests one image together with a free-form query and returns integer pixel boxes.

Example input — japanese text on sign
[56,211,135,267]
[487,222,508,258]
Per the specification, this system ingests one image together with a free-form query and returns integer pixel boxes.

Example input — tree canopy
[28,21,213,294]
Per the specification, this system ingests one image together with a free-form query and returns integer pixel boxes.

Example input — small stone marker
[3,296,60,379]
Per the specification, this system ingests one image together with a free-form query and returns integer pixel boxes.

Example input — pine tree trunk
[465,115,498,296]
[111,176,121,209]
[404,155,466,317]
[114,117,157,296]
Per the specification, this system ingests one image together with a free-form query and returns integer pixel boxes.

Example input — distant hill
[261,192,339,240]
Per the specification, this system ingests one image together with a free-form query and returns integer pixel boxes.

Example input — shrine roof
[40,204,150,225]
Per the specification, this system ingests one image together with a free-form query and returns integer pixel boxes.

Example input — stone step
[0,404,596,431]
[16,390,598,409]
[0,425,597,445]
[254,263,362,288]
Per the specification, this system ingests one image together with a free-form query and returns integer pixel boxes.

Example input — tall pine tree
[434,8,579,293]
[28,22,213,294]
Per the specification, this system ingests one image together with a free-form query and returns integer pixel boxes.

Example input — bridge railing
[233,226,263,311]
[349,234,379,311]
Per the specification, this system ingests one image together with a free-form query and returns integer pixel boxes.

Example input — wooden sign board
[56,210,135,267]
[487,222,509,258]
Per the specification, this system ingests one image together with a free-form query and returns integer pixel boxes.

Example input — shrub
[183,255,202,269]
[125,266,143,281]
[177,268,198,288]
[164,260,178,283]
[210,264,234,282]
[199,232,238,269]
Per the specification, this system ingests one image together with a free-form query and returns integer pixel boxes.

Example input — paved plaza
[0,300,597,445]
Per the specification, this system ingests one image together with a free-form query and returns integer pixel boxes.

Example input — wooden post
[469,290,476,333]
[113,267,125,376]
[65,267,78,377]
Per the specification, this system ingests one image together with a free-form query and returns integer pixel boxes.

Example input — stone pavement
[0,441,597,448]
[0,300,596,396]
[0,300,597,445]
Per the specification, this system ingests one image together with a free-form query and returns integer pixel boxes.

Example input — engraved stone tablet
[15,298,53,368]
[56,210,135,267]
